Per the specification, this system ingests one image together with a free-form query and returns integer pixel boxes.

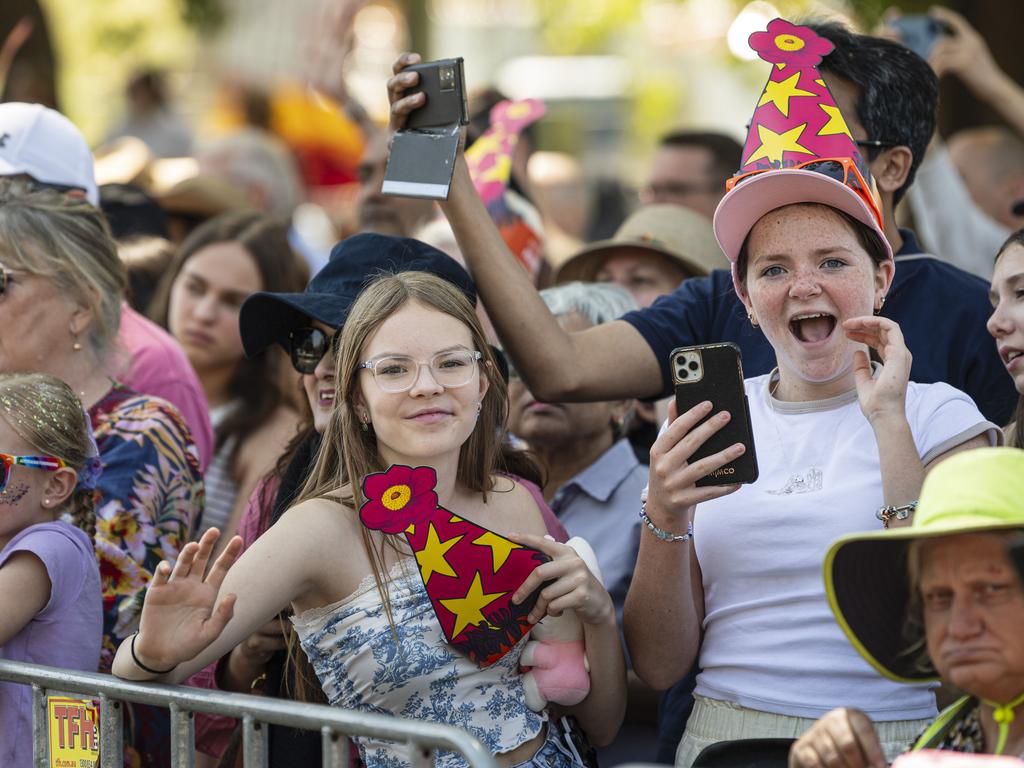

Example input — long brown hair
[284,271,510,700]
[149,212,309,457]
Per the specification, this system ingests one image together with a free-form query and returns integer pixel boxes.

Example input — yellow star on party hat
[712,18,893,294]
[359,464,550,667]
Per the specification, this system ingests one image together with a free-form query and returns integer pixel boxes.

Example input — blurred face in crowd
[919,533,1024,703]
[987,242,1024,395]
[741,204,891,391]
[593,248,690,309]
[356,133,435,237]
[949,129,1024,231]
[168,242,262,375]
[508,312,630,453]
[300,321,338,434]
[642,145,722,220]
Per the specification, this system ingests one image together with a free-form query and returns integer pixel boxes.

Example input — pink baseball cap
[712,167,893,298]
[0,103,98,205]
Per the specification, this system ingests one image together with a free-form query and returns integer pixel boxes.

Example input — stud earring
[874,294,886,315]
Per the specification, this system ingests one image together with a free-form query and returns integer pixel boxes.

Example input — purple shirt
[0,522,102,767]
[114,303,214,470]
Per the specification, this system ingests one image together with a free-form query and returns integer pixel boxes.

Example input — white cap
[0,103,98,205]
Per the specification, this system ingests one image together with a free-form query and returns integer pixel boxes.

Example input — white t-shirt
[691,373,998,720]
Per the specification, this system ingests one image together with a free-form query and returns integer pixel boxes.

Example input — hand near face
[509,533,613,627]
[789,707,886,768]
[844,315,912,425]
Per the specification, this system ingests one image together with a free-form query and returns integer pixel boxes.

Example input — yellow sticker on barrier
[47,696,99,768]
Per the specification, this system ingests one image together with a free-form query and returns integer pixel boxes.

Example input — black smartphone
[671,342,758,487]
[890,15,951,60]
[404,57,469,130]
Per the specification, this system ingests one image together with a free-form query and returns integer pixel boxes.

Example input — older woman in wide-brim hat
[792,447,1024,766]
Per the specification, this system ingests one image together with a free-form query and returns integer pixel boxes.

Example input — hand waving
[133,528,243,673]
[843,315,912,425]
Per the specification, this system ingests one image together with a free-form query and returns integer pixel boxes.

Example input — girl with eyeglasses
[0,373,103,767]
[114,268,625,768]
[149,212,308,546]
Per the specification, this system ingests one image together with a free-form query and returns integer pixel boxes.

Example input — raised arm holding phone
[385,23,998,764]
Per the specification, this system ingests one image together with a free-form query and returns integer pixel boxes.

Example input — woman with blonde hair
[114,265,626,767]
[0,373,102,767]
[0,179,202,767]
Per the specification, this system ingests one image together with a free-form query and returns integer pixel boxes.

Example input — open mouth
[789,312,837,344]
[317,389,335,407]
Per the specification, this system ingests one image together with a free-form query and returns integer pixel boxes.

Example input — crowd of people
[1,6,1024,768]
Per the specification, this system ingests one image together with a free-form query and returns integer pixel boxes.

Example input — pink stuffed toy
[521,537,604,712]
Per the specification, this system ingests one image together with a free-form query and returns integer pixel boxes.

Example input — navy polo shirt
[621,229,1017,424]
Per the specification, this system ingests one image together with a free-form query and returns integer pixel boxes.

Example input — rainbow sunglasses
[0,452,67,492]
[726,156,883,231]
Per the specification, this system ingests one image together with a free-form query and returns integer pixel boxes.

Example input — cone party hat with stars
[713,18,893,273]
[360,464,549,668]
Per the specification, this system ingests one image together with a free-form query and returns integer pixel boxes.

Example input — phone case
[671,342,759,487]
[405,57,469,130]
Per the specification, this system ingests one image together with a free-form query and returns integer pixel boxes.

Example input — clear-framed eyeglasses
[358,349,483,393]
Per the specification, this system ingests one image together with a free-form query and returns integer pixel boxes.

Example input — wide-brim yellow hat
[824,447,1024,684]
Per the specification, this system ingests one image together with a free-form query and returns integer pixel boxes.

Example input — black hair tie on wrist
[130,632,177,675]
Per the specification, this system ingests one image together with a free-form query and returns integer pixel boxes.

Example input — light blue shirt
[550,438,646,624]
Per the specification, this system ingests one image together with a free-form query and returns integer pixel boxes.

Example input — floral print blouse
[89,383,203,671]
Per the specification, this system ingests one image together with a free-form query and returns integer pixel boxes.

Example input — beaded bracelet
[130,632,177,675]
[876,500,918,529]
[639,500,694,543]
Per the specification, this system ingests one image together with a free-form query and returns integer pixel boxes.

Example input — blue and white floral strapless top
[290,559,546,768]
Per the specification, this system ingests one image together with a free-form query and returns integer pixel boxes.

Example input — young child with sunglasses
[0,373,103,767]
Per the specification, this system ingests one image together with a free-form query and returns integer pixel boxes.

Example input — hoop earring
[747,311,759,328]
[874,294,886,315]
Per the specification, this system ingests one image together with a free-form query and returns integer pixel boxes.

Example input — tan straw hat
[555,203,726,284]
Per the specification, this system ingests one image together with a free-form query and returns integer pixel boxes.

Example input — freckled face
[742,204,891,387]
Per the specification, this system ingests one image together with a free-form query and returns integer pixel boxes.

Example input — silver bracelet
[876,500,918,528]
[639,500,693,543]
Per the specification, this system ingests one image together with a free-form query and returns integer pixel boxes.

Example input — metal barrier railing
[0,659,498,768]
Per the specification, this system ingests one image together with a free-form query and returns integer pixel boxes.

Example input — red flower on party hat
[360,464,550,667]
[360,464,438,534]
[748,19,834,68]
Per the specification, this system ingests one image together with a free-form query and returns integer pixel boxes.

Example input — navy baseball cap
[240,233,478,358]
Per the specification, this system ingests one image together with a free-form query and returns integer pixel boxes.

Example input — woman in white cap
[792,447,1024,764]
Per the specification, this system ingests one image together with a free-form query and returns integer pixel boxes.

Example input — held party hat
[824,447,1024,685]
[712,19,892,295]
[0,103,99,205]
[465,98,547,281]
[359,464,549,667]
